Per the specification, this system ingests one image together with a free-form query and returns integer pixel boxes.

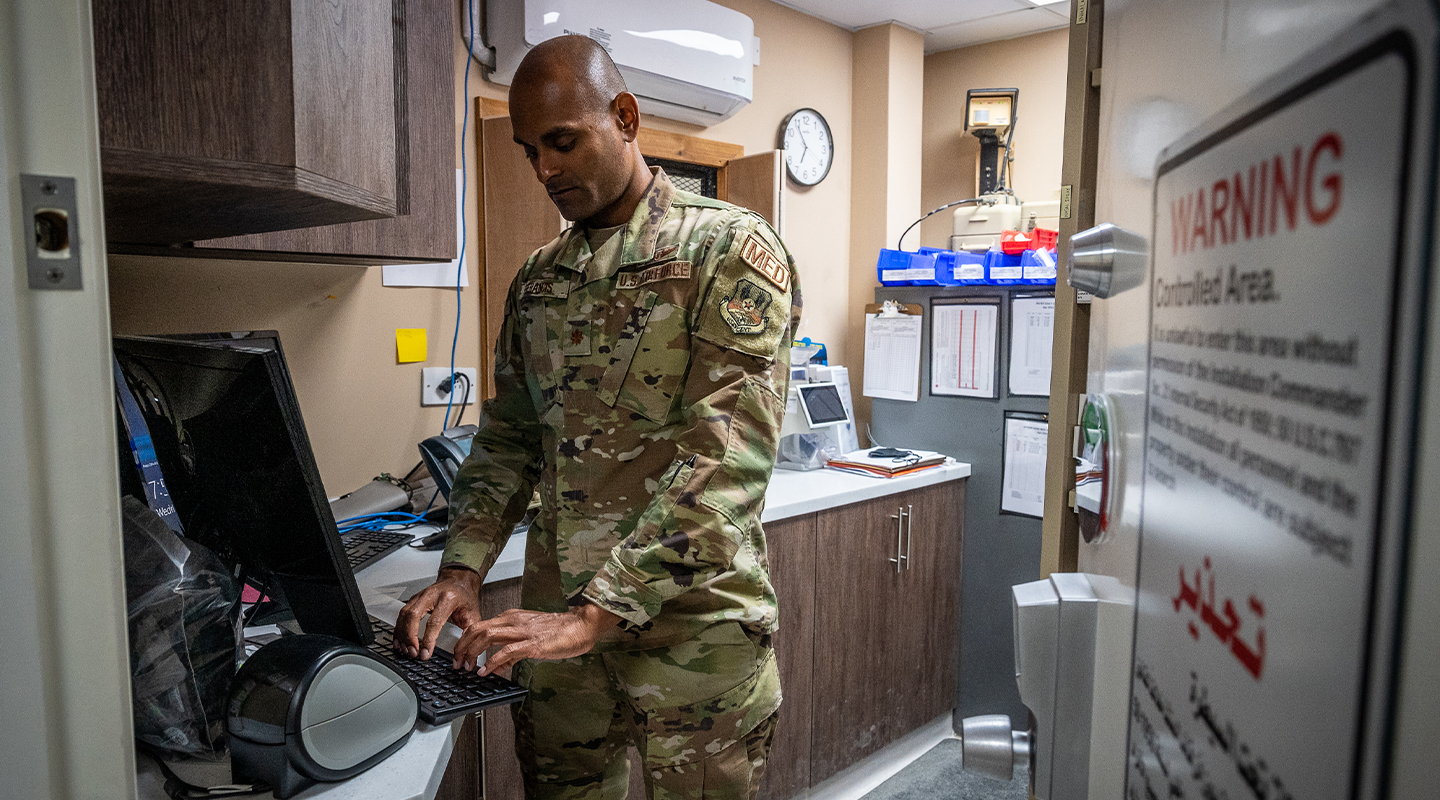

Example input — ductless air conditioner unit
[484,0,756,127]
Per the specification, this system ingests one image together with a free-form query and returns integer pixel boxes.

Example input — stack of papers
[826,448,949,478]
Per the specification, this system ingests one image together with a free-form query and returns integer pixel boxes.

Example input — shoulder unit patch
[719,278,773,335]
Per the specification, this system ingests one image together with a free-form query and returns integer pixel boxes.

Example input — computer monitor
[112,331,372,644]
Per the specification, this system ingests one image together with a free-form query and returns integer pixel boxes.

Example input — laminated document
[931,300,998,398]
[1001,415,1048,518]
[1008,295,1054,396]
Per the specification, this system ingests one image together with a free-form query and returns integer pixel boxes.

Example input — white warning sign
[1129,31,1421,800]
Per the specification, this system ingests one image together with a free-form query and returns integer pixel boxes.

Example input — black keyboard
[367,616,528,725]
[343,529,412,572]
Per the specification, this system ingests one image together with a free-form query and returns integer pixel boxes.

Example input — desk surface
[135,461,971,799]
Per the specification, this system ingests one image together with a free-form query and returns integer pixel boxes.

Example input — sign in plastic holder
[1128,11,1432,800]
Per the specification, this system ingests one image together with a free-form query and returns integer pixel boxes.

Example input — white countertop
[761,461,971,523]
[136,460,970,799]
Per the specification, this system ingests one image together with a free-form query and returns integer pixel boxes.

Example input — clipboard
[862,301,924,401]
[864,301,924,318]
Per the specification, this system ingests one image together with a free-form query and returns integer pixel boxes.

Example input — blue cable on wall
[443,3,479,433]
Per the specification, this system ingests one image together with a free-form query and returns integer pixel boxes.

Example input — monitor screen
[798,383,848,427]
[113,332,371,644]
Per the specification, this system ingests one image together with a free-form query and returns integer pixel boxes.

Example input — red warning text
[1170,132,1343,256]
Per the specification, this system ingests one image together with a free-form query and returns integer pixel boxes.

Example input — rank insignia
[719,278,772,335]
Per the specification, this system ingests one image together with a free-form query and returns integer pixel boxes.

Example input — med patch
[738,233,791,293]
[718,278,773,335]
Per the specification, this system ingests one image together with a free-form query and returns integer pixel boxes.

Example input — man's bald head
[508,35,652,226]
[512,35,628,118]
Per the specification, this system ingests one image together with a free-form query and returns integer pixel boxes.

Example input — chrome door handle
[1068,223,1147,298]
[903,504,913,570]
[889,510,903,573]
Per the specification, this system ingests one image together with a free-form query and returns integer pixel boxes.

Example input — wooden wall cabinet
[95,0,457,265]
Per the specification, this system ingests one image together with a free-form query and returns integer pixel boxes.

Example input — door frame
[1,0,136,796]
[1041,0,1104,577]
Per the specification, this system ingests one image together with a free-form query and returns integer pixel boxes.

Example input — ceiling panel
[925,6,1069,52]
[769,0,1071,53]
[769,0,1022,30]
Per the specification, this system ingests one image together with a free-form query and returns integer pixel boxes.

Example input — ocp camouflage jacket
[441,168,802,651]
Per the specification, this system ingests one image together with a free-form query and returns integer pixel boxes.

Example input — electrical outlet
[421,367,479,407]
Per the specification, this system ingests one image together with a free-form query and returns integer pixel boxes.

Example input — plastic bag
[121,496,242,758]
[777,432,835,470]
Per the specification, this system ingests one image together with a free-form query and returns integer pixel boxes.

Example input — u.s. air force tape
[617,261,691,289]
[738,233,790,293]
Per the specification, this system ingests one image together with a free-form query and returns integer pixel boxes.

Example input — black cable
[896,197,994,251]
[451,372,473,428]
[138,746,272,799]
[997,109,1018,191]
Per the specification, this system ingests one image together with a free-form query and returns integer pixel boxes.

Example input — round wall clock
[778,108,834,187]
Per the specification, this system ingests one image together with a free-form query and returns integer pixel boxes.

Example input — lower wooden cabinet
[470,479,965,799]
[757,514,817,800]
[810,481,964,785]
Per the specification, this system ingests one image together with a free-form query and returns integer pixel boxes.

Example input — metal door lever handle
[889,511,903,573]
[898,503,910,572]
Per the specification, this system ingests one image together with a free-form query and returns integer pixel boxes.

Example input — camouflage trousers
[510,621,782,800]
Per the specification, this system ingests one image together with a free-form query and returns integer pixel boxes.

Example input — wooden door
[723,150,783,230]
[757,513,817,800]
[810,494,910,782]
[887,481,964,735]
[476,113,563,398]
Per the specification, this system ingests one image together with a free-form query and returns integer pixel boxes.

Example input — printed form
[862,313,922,401]
[932,303,998,397]
[1002,416,1048,517]
[1008,296,1055,396]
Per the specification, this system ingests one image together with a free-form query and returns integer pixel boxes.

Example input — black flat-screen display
[113,332,371,644]
[798,383,848,426]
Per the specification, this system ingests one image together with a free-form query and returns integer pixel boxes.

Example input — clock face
[781,109,833,186]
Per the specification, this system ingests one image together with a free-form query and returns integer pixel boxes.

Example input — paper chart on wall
[862,313,922,402]
[931,302,998,397]
[382,169,470,288]
[1008,296,1054,396]
[1001,416,1048,518]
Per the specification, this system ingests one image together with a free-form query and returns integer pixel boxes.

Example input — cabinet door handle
[904,504,914,571]
[889,511,903,573]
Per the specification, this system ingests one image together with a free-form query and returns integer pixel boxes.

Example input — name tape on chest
[738,233,791,293]
[616,261,692,289]
[522,279,569,299]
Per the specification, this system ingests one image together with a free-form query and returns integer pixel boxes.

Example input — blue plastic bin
[876,249,941,286]
[1020,248,1058,285]
[917,247,965,286]
[984,249,1024,285]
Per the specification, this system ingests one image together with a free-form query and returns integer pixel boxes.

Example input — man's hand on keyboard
[454,603,621,675]
[396,566,484,660]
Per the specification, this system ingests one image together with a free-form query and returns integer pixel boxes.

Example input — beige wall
[107,8,1069,495]
[847,23,926,432]
[109,0,855,496]
[465,0,855,363]
[920,29,1070,248]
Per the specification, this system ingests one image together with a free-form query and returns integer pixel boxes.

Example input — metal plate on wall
[21,174,82,290]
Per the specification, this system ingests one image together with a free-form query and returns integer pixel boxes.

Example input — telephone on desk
[417,425,534,549]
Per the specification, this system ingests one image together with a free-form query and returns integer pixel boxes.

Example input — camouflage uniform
[441,168,801,798]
